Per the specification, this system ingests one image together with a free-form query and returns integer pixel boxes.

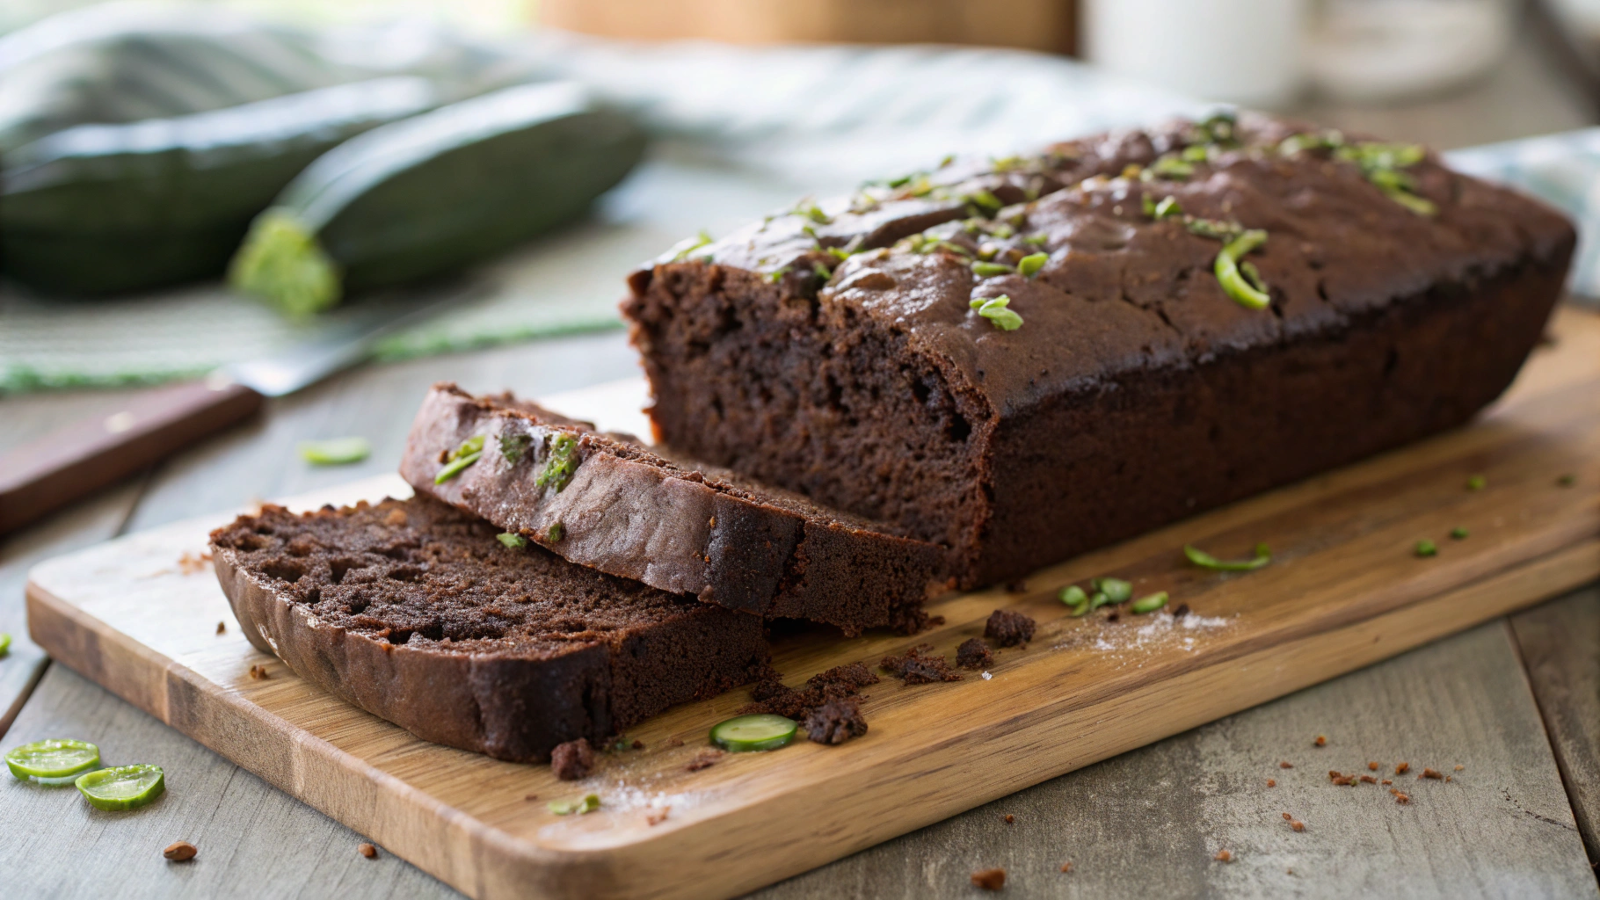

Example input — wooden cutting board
[25,307,1600,900]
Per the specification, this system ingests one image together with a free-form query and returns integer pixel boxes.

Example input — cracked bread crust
[622,113,1575,587]
[210,496,767,762]
[400,384,947,636]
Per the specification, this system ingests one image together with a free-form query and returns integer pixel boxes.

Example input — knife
[0,291,461,536]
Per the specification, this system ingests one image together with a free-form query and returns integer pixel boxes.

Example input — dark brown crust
[622,114,1577,588]
[400,384,947,635]
[210,497,767,763]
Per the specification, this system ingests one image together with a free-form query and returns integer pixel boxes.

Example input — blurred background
[4,0,1600,401]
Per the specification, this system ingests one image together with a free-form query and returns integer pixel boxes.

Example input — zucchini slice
[229,81,645,316]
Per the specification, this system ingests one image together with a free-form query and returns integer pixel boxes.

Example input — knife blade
[0,289,464,536]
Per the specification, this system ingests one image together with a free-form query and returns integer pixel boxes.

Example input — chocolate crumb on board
[1395,762,1410,775]
[1060,862,1073,873]
[524,794,539,801]
[956,638,994,670]
[1267,779,1276,787]
[163,841,197,862]
[632,739,645,750]
[984,609,1036,647]
[1105,612,1120,623]
[1004,580,1028,594]
[358,842,378,859]
[686,750,723,772]
[1421,768,1443,780]
[216,622,226,635]
[879,645,961,684]
[1214,849,1233,862]
[1314,735,1327,747]
[803,697,869,745]
[1171,603,1191,618]
[248,664,269,680]
[551,738,595,781]
[743,663,880,718]
[970,868,1006,891]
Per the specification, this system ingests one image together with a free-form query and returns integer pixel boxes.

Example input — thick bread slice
[211,495,767,763]
[400,383,948,636]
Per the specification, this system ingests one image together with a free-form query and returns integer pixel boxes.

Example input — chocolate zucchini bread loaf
[623,112,1575,587]
[211,496,767,762]
[400,383,946,635]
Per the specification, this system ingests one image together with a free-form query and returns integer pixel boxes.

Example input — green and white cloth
[1,19,1593,393]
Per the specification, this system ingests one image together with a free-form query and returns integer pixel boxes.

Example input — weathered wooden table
[3,27,1598,899]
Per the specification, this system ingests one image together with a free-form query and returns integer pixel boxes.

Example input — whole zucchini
[228,81,646,316]
[1,77,441,295]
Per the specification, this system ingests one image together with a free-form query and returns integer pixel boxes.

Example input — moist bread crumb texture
[624,112,1575,588]
[210,496,767,762]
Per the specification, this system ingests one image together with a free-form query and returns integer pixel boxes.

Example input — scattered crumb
[665,737,684,748]
[1392,790,1411,805]
[176,551,213,575]
[971,868,1006,891]
[1171,603,1191,618]
[956,638,994,670]
[1282,812,1292,820]
[1454,765,1464,772]
[632,739,645,750]
[1329,771,1355,786]
[1003,814,1014,824]
[1382,780,1392,786]
[248,664,270,680]
[1214,849,1232,862]
[646,808,671,827]
[984,609,1036,648]
[1060,862,1073,873]
[744,663,881,718]
[216,622,226,635]
[1105,612,1120,623]
[1445,776,1452,783]
[551,738,594,781]
[879,645,960,684]
[1267,779,1276,788]
[803,697,868,745]
[1368,761,1379,771]
[1289,820,1305,832]
[686,750,722,772]
[1004,580,1028,594]
[524,794,539,801]
[1279,761,1293,769]
[163,841,197,862]
[358,842,378,859]
[1395,762,1410,775]
[1419,768,1442,780]
[384,507,407,528]
[1314,735,1327,747]
[1359,775,1377,784]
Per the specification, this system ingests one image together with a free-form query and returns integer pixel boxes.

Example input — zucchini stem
[229,209,342,316]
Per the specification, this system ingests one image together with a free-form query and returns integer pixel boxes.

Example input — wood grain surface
[20,308,1600,899]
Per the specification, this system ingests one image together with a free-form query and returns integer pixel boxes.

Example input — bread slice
[211,495,767,763]
[400,383,947,636]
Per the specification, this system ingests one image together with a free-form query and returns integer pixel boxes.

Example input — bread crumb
[1289,820,1305,832]
[177,551,213,575]
[686,750,723,772]
[1421,768,1443,780]
[970,868,1006,891]
[1282,812,1292,820]
[1453,764,1464,772]
[1395,762,1409,775]
[551,738,594,781]
[1279,761,1293,769]
[216,622,226,635]
[1359,775,1377,784]
[1368,761,1380,771]
[358,842,378,859]
[1267,779,1276,787]
[385,507,407,527]
[248,664,269,680]
[1059,862,1073,873]
[631,739,645,750]
[1392,790,1411,805]
[647,808,671,827]
[984,609,1036,648]
[665,737,684,748]
[163,841,197,862]
[1003,814,1014,824]
[1214,849,1232,862]
[1382,779,1392,786]
[524,794,539,801]
[1314,735,1326,747]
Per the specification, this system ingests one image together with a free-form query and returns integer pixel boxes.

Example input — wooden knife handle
[0,378,263,537]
